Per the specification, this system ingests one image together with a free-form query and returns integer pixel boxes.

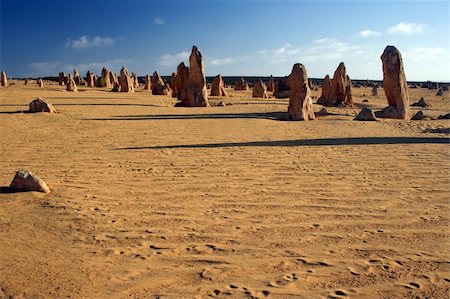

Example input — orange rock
[379,46,410,119]
[211,74,227,96]
[29,97,56,113]
[252,79,268,98]
[10,170,50,193]
[287,63,314,121]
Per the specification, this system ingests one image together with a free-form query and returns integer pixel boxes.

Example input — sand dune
[0,81,449,298]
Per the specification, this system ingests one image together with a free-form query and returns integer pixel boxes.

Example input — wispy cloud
[359,29,382,38]
[153,17,165,25]
[158,51,189,66]
[65,35,115,50]
[260,39,366,64]
[388,22,428,35]
[404,47,446,61]
[209,57,235,66]
[28,59,132,77]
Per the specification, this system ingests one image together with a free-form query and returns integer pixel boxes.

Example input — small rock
[411,110,433,120]
[437,113,450,119]
[29,97,56,113]
[354,108,377,121]
[10,170,50,193]
[315,107,330,116]
[411,97,430,107]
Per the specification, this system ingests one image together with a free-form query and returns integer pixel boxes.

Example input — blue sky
[0,0,448,81]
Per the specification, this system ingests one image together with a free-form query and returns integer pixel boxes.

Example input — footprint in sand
[328,289,348,298]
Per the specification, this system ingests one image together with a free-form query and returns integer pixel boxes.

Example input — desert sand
[0,80,449,298]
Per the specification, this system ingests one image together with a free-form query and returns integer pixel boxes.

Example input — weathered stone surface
[436,88,444,96]
[97,67,112,88]
[234,77,249,90]
[111,81,121,92]
[178,46,209,107]
[317,75,333,105]
[10,170,50,193]
[29,97,56,113]
[1,70,7,87]
[66,74,78,92]
[86,70,95,87]
[37,78,44,88]
[287,63,315,121]
[267,75,275,92]
[119,67,135,92]
[274,77,290,98]
[24,79,31,85]
[109,71,117,85]
[73,69,86,86]
[371,86,378,96]
[144,74,151,90]
[132,72,139,89]
[354,108,377,121]
[252,79,268,98]
[151,71,171,96]
[58,72,65,85]
[211,74,227,96]
[379,46,410,119]
[411,97,431,107]
[332,62,353,107]
[173,62,189,98]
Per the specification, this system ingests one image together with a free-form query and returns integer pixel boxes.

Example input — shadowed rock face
[10,170,50,193]
[371,86,378,96]
[1,71,7,87]
[380,46,410,119]
[287,63,315,121]
[234,77,249,91]
[86,71,95,87]
[73,69,86,86]
[97,67,112,88]
[58,72,65,85]
[144,74,151,90]
[178,46,209,107]
[37,78,44,88]
[332,62,353,107]
[173,62,189,98]
[66,74,78,92]
[152,71,171,96]
[317,74,333,105]
[29,97,56,113]
[211,74,227,96]
[119,67,134,92]
[252,79,268,98]
[354,108,377,121]
[267,75,275,92]
[274,77,290,98]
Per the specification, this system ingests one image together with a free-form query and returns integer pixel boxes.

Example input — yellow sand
[0,80,449,298]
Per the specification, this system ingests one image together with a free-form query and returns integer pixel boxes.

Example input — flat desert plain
[0,81,449,299]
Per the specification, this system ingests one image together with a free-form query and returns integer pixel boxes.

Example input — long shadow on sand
[115,137,449,150]
[0,187,23,194]
[89,112,292,121]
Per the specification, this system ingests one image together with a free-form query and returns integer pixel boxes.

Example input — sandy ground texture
[0,80,449,299]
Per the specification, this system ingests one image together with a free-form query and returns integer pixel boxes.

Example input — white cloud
[28,59,132,77]
[388,22,428,35]
[153,17,165,25]
[359,29,382,38]
[209,58,235,66]
[404,47,446,61]
[158,51,189,66]
[258,37,366,64]
[65,36,115,49]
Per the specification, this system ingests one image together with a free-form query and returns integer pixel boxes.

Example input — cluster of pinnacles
[0,45,432,120]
